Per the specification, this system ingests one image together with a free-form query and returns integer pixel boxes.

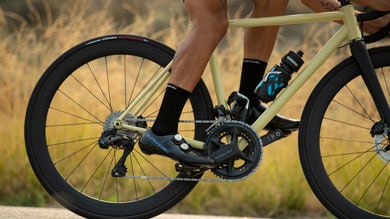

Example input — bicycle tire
[24,35,214,218]
[299,46,390,218]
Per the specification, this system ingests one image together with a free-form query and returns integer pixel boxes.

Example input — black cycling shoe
[246,103,299,132]
[139,129,216,167]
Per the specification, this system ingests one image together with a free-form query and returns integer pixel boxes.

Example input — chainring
[205,121,263,180]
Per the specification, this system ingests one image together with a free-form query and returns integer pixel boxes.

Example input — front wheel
[24,35,214,218]
[299,46,390,218]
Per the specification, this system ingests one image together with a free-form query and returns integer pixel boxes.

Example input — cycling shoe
[139,129,216,167]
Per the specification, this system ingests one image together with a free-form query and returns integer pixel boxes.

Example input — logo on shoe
[145,133,169,153]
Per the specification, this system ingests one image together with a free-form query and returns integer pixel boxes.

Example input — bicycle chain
[123,174,241,183]
[135,118,217,124]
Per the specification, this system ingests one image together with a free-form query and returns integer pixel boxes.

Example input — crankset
[204,121,263,180]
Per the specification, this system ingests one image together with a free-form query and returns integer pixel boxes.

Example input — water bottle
[254,50,304,103]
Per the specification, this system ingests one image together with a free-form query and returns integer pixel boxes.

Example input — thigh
[184,0,228,23]
[251,0,289,16]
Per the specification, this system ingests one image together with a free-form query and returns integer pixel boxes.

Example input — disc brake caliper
[371,121,390,163]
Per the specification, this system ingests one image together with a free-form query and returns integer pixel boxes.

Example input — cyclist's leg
[140,0,228,166]
[240,0,288,102]
[244,0,289,61]
[235,0,299,131]
[170,0,228,92]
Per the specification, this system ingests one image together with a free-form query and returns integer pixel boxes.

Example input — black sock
[152,83,191,136]
[238,59,267,107]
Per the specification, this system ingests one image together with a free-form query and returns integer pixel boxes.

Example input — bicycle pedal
[175,163,207,173]
[260,129,291,146]
[228,92,249,122]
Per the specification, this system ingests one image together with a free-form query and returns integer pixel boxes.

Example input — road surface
[0,206,259,219]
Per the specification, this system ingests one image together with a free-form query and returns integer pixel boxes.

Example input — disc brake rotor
[373,131,390,163]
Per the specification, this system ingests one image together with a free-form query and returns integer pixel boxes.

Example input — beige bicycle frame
[116,4,362,150]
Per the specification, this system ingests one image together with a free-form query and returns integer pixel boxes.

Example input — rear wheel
[24,35,214,218]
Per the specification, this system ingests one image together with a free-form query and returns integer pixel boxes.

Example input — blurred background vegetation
[1,0,386,218]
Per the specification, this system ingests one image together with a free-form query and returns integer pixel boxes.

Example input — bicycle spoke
[63,144,98,180]
[375,171,390,213]
[381,68,390,99]
[124,55,128,109]
[57,89,104,123]
[338,152,377,192]
[99,150,116,200]
[345,84,374,121]
[127,57,144,108]
[105,56,113,111]
[87,62,111,109]
[324,116,371,130]
[140,89,164,116]
[331,99,374,122]
[48,137,98,147]
[49,107,103,126]
[320,136,373,145]
[81,148,113,193]
[356,161,388,206]
[128,155,139,200]
[131,152,160,194]
[70,74,111,112]
[52,141,96,165]
[326,144,374,176]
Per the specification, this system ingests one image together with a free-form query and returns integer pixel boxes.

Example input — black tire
[24,35,214,218]
[299,46,390,218]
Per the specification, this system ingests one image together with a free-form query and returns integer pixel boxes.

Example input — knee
[210,17,229,41]
[193,14,228,42]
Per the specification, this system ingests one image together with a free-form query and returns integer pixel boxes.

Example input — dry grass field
[1,0,388,218]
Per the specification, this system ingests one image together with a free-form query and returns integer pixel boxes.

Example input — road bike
[25,1,390,218]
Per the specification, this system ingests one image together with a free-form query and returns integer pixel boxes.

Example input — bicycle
[24,1,389,218]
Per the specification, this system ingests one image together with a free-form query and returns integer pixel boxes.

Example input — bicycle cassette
[205,121,263,180]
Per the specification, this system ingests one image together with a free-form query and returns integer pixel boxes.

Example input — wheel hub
[103,111,137,138]
[373,132,390,163]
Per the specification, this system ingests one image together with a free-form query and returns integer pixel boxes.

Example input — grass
[1,0,389,218]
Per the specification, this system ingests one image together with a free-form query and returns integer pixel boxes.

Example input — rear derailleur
[98,128,135,177]
[98,111,147,177]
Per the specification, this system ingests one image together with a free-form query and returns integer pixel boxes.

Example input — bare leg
[170,0,228,92]
[139,1,229,166]
[147,0,229,136]
[151,0,228,135]
[244,0,289,62]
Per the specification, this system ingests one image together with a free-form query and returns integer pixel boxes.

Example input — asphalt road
[0,206,258,219]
